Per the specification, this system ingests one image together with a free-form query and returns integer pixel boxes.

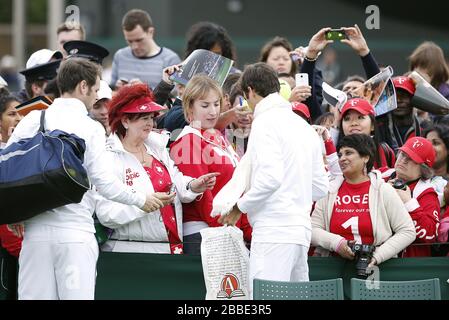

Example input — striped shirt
[111,46,181,90]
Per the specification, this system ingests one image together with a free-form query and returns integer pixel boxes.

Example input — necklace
[123,143,147,165]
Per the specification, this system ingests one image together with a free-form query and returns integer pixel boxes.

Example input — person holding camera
[95,83,219,254]
[387,137,440,257]
[311,134,415,268]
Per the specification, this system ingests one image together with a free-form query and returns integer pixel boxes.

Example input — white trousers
[18,225,99,300]
[249,243,309,299]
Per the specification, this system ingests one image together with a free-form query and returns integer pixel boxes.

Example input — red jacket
[170,129,252,242]
[402,181,440,257]
[0,225,22,257]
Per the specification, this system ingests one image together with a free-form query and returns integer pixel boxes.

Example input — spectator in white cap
[14,49,63,103]
[90,80,113,136]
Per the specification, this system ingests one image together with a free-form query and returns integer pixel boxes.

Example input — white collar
[107,131,169,155]
[50,98,88,115]
[253,93,291,119]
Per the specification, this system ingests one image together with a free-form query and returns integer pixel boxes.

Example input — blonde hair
[182,74,223,122]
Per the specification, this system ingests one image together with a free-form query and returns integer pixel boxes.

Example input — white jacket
[311,171,416,264]
[6,98,145,232]
[95,132,201,253]
[236,93,329,233]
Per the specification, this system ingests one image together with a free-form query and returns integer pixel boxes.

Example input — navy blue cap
[19,60,62,82]
[64,40,109,65]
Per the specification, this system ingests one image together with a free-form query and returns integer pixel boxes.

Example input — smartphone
[295,73,309,87]
[167,184,176,194]
[325,29,346,41]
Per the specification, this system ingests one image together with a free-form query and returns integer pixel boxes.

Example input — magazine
[373,79,397,117]
[409,71,449,115]
[348,66,394,109]
[169,49,234,87]
[15,95,53,116]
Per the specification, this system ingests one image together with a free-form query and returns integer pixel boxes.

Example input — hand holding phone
[325,29,347,41]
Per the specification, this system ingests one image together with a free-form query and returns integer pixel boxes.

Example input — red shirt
[330,180,374,244]
[0,225,22,257]
[170,129,252,242]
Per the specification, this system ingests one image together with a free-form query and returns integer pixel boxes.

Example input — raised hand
[189,172,221,193]
[162,64,182,85]
[305,27,333,60]
[289,85,312,102]
[341,24,370,57]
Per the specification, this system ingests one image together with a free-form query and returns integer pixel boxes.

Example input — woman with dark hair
[409,41,449,100]
[424,124,449,208]
[0,94,23,259]
[95,84,218,254]
[315,98,395,175]
[185,21,237,62]
[311,134,415,266]
[259,36,297,77]
[338,98,395,169]
[0,94,21,148]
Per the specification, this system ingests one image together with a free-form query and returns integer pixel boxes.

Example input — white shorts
[18,225,99,300]
[249,242,309,299]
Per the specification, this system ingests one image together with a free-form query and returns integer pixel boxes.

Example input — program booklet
[170,49,234,87]
[373,79,397,117]
[15,95,53,117]
[348,66,394,111]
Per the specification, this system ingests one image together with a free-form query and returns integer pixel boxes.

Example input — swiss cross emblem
[173,246,183,254]
[139,105,148,111]
[398,77,406,84]
[350,99,359,107]
[412,139,423,149]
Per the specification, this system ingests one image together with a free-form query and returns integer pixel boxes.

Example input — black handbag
[0,110,90,224]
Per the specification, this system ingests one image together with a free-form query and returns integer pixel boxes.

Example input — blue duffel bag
[0,110,90,224]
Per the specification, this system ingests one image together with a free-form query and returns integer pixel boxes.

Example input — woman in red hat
[315,98,396,177]
[387,137,440,257]
[95,84,218,254]
[169,75,252,255]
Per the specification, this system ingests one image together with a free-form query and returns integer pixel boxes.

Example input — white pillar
[12,0,26,68]
[47,0,64,50]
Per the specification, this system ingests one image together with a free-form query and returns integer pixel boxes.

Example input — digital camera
[392,179,407,191]
[348,242,375,277]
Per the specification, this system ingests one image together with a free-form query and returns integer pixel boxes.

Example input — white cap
[1,55,16,69]
[0,75,7,88]
[26,49,63,69]
[97,80,112,101]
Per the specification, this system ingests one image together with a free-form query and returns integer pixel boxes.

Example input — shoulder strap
[39,110,46,132]
[380,142,393,168]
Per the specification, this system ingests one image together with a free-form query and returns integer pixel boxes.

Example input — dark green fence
[1,249,448,300]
